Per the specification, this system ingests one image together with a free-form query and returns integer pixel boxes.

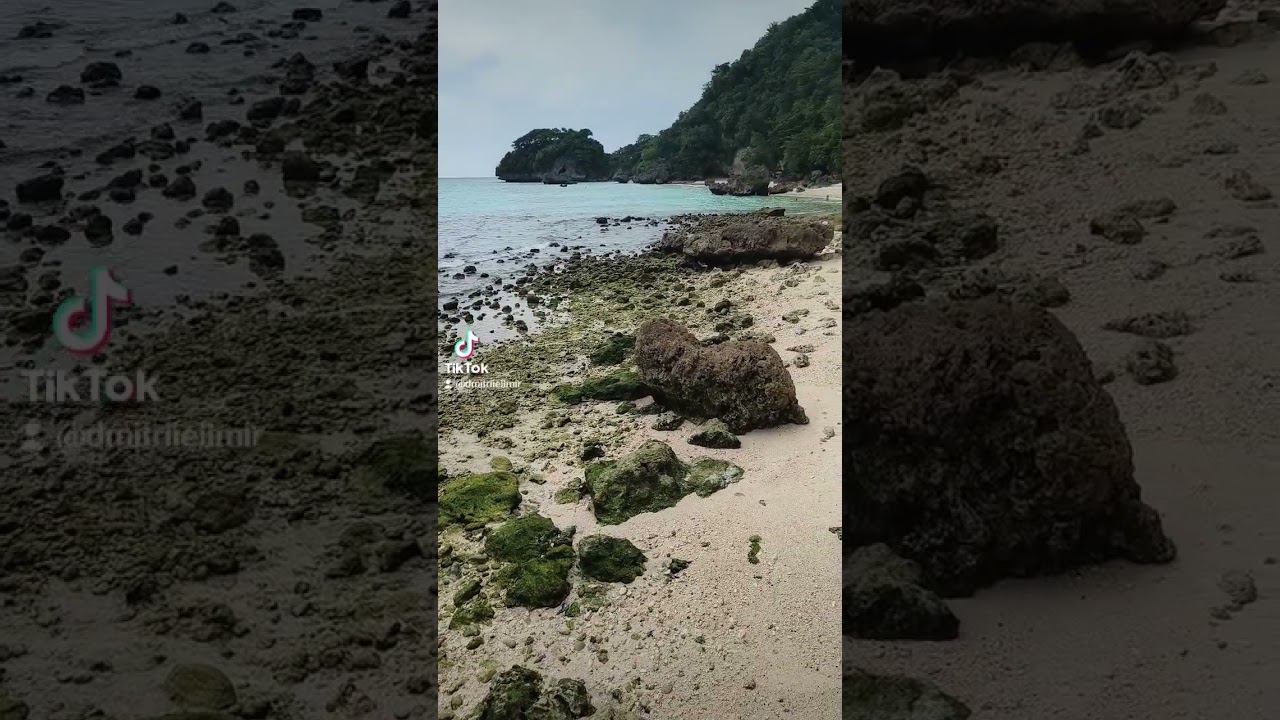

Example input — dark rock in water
[96,140,136,165]
[1126,339,1177,385]
[845,298,1176,596]
[243,179,260,195]
[845,0,1227,66]
[8,213,34,231]
[186,42,211,54]
[122,217,145,235]
[211,1,237,13]
[578,535,647,583]
[134,85,162,100]
[108,169,143,189]
[246,96,286,122]
[178,99,203,120]
[246,233,284,275]
[844,670,971,720]
[844,544,958,640]
[202,187,234,210]
[172,12,189,24]
[687,418,740,449]
[659,214,833,264]
[388,0,411,18]
[0,265,28,293]
[46,85,85,104]
[1103,309,1192,338]
[281,151,322,182]
[334,57,371,81]
[36,225,72,244]
[206,119,241,141]
[635,318,807,433]
[80,62,122,87]
[213,216,240,236]
[16,173,64,203]
[162,175,197,200]
[292,7,323,21]
[151,123,175,141]
[17,21,64,39]
[84,215,113,246]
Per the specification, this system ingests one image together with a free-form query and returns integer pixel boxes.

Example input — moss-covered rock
[486,514,562,562]
[685,458,744,497]
[578,535,647,583]
[471,667,595,720]
[439,472,521,526]
[359,433,435,500]
[748,535,762,564]
[579,368,650,401]
[450,598,495,628]
[487,514,575,608]
[584,441,688,524]
[453,577,482,606]
[588,333,635,366]
[472,665,543,719]
[842,670,970,720]
[687,418,741,449]
[551,384,583,405]
[497,558,573,608]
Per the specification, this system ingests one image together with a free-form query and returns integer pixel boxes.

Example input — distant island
[495,0,839,192]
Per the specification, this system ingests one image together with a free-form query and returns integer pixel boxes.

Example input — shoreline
[437,225,843,719]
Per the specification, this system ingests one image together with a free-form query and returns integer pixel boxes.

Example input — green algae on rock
[748,535,763,564]
[685,458,744,497]
[471,666,595,720]
[358,432,435,500]
[581,369,651,401]
[578,535,647,583]
[439,472,521,526]
[486,514,575,608]
[842,670,970,720]
[584,441,744,523]
[450,598,495,629]
[588,333,635,366]
[584,441,689,524]
[687,418,741,449]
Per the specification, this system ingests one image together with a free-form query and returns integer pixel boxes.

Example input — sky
[438,0,817,178]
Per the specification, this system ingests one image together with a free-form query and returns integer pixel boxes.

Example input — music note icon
[454,328,479,360]
[51,266,133,355]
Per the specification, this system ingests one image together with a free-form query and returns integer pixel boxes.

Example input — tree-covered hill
[612,0,840,182]
[495,128,612,183]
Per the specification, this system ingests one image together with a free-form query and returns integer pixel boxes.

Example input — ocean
[437,176,837,338]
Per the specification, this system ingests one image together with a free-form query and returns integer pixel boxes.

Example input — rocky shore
[0,3,436,719]
[844,0,1280,717]
[437,210,843,719]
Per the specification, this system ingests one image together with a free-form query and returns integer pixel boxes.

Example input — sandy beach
[438,227,842,719]
[844,1,1280,716]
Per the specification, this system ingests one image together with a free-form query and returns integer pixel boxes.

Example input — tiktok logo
[454,328,478,360]
[51,266,133,355]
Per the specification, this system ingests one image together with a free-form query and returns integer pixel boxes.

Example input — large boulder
[845,0,1227,66]
[660,214,833,264]
[635,318,808,432]
[845,298,1175,596]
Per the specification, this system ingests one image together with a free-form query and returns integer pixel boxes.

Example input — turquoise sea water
[437,177,836,335]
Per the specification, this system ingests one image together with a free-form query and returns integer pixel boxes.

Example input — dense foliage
[612,0,839,181]
[495,128,611,181]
